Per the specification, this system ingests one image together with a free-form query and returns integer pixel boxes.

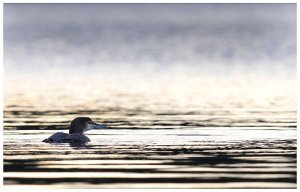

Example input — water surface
[3,101,297,188]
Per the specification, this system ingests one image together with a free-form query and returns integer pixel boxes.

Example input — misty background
[3,3,296,110]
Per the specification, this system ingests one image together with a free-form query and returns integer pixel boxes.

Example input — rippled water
[3,96,297,189]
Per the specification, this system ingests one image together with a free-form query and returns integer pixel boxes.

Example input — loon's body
[43,117,106,143]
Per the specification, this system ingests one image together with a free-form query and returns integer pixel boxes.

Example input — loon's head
[69,117,106,134]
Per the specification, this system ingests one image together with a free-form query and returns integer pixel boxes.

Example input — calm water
[3,3,296,189]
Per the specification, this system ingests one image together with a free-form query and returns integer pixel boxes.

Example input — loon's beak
[85,121,107,132]
[91,121,107,129]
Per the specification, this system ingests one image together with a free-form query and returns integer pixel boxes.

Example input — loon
[43,117,106,143]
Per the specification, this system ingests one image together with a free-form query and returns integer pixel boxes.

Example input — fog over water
[4,4,296,109]
[4,4,296,73]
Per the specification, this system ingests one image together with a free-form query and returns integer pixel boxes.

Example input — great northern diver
[43,117,106,143]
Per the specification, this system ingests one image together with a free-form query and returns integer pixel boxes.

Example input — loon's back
[43,132,90,143]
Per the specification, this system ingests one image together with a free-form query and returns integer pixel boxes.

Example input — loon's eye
[88,121,92,124]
